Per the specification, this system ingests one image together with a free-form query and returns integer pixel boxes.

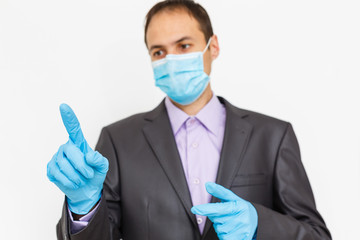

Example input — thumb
[205,182,240,202]
[85,150,109,174]
[191,201,237,217]
[60,103,89,153]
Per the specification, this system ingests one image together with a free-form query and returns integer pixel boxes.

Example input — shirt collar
[165,93,226,136]
[165,97,190,135]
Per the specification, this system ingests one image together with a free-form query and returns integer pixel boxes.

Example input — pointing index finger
[59,103,88,152]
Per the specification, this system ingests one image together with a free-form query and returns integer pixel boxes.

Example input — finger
[212,215,243,234]
[217,228,252,240]
[55,147,85,186]
[207,213,233,225]
[205,182,240,202]
[47,154,79,189]
[63,142,94,179]
[85,150,109,174]
[218,226,253,240]
[59,104,89,153]
[47,153,59,182]
[191,201,242,217]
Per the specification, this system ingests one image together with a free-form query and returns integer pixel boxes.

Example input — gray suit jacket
[56,97,331,240]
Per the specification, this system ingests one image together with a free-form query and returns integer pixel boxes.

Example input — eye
[153,50,164,57]
[180,44,190,50]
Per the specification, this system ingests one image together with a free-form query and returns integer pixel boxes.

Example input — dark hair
[144,0,213,45]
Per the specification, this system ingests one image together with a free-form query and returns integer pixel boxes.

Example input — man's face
[146,9,219,76]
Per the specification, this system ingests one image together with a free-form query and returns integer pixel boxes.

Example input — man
[47,0,332,239]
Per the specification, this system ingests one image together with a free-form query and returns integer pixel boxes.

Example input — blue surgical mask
[152,39,212,105]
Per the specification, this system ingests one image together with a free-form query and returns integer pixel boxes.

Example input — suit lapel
[202,97,253,239]
[142,101,199,229]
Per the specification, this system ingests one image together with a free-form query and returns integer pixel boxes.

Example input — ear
[209,34,220,60]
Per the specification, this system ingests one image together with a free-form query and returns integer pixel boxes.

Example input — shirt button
[193,178,200,184]
[197,217,203,224]
[187,118,196,125]
[192,143,198,148]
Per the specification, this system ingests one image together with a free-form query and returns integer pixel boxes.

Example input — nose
[166,47,178,56]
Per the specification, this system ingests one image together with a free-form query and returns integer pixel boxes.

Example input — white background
[0,0,359,239]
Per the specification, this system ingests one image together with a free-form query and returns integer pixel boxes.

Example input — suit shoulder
[220,97,290,130]
[231,105,291,132]
[102,111,149,134]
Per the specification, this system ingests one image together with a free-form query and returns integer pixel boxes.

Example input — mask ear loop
[202,37,212,54]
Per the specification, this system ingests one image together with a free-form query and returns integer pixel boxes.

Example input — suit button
[197,217,203,224]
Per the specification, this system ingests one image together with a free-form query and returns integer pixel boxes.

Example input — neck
[171,84,213,116]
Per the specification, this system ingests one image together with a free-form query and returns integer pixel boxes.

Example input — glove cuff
[67,191,102,215]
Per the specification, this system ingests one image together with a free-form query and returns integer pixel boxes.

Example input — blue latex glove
[191,182,258,240]
[47,104,109,214]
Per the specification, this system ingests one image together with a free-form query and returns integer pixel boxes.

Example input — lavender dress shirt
[69,94,226,234]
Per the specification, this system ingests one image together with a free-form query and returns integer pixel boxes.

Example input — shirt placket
[185,117,207,233]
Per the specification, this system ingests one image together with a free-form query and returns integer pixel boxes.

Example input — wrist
[71,200,100,220]
[67,191,102,215]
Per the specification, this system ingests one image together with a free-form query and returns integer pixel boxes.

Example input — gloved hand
[191,182,258,240]
[47,104,109,214]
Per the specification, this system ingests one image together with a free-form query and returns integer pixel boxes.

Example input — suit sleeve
[253,124,332,240]
[56,127,122,240]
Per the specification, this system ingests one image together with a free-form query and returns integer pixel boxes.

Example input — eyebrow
[148,36,193,52]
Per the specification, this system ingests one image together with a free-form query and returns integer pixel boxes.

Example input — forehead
[146,9,204,48]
